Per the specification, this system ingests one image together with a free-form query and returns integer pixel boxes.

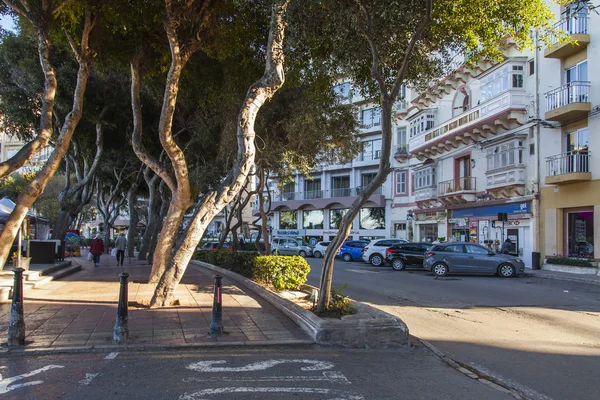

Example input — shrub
[546,257,594,268]
[194,250,258,278]
[253,255,310,290]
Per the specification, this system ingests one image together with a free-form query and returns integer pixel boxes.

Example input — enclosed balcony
[545,82,590,122]
[413,166,438,208]
[437,177,476,204]
[545,12,590,59]
[484,140,526,198]
[545,151,591,185]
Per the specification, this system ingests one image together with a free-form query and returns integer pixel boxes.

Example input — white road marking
[180,387,364,400]
[0,365,64,394]
[78,373,99,385]
[104,352,119,360]
[468,362,553,400]
[187,359,335,373]
[182,371,350,384]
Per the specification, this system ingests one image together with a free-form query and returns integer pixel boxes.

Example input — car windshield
[300,240,310,247]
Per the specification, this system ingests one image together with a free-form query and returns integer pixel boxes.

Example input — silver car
[271,237,313,257]
[423,242,525,278]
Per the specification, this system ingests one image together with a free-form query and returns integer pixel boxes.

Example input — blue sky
[0,14,16,33]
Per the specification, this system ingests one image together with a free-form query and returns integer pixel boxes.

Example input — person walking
[115,232,127,266]
[89,234,105,268]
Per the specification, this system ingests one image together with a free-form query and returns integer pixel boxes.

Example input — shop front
[414,211,446,243]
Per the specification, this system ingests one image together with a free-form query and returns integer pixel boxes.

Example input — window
[361,139,382,161]
[486,140,524,171]
[304,178,322,200]
[282,183,295,200]
[302,210,324,229]
[529,60,535,76]
[395,171,407,195]
[444,245,464,253]
[480,63,525,102]
[333,83,351,100]
[287,239,298,248]
[397,126,407,148]
[409,112,436,138]
[329,209,349,229]
[360,207,385,229]
[566,209,594,258]
[361,108,381,127]
[465,245,490,255]
[566,128,589,152]
[415,168,436,189]
[331,176,350,197]
[279,210,297,229]
[395,223,407,230]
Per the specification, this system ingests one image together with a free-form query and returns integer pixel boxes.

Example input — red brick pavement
[0,250,309,350]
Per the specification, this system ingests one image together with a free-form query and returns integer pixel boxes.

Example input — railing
[329,188,352,197]
[394,145,409,156]
[545,81,590,112]
[355,186,383,195]
[438,177,476,196]
[359,150,381,161]
[548,13,589,46]
[303,190,323,200]
[268,186,383,202]
[546,151,590,176]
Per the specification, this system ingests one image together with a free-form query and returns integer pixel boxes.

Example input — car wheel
[271,249,278,255]
[299,250,307,257]
[370,254,383,266]
[433,263,448,277]
[392,259,405,271]
[342,253,352,262]
[498,263,516,278]
[313,250,322,258]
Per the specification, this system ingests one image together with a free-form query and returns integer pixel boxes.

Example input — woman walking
[90,234,105,268]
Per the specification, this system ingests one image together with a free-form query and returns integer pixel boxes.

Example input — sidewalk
[0,250,310,352]
[525,267,600,285]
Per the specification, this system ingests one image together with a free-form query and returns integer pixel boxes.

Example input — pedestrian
[501,238,512,254]
[89,234,105,268]
[115,232,127,266]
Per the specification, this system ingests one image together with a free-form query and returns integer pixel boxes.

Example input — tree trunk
[127,168,144,257]
[257,164,272,255]
[0,12,95,268]
[149,0,290,308]
[147,181,170,264]
[52,209,72,243]
[138,170,160,260]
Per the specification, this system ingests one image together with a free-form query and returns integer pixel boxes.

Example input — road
[306,257,600,400]
[0,346,512,399]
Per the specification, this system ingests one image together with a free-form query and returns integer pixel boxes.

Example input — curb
[0,339,315,357]
[190,260,410,348]
[524,272,600,286]
[417,337,526,400]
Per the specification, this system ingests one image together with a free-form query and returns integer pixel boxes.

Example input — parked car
[361,239,409,266]
[423,242,525,277]
[312,241,330,258]
[337,240,369,262]
[271,237,313,257]
[385,242,432,271]
[200,242,232,251]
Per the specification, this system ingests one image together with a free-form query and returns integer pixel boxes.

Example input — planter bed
[542,263,600,276]
[190,260,409,348]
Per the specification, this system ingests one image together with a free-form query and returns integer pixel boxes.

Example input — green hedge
[546,257,595,268]
[194,250,310,290]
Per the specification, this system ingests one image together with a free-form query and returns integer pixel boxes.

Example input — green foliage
[328,283,353,316]
[0,172,36,201]
[195,250,258,278]
[546,257,595,268]
[253,255,310,290]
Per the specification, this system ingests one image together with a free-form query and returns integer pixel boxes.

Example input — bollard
[8,268,25,346]
[113,272,129,343]
[209,274,223,337]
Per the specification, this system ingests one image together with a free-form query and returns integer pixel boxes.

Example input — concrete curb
[524,272,600,286]
[0,339,315,357]
[190,260,410,348]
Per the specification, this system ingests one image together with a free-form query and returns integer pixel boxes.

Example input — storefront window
[566,210,594,258]
[302,210,324,229]
[329,209,349,229]
[419,224,437,243]
[279,210,297,229]
[359,207,385,229]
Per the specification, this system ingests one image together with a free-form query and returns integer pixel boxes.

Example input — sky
[0,14,17,33]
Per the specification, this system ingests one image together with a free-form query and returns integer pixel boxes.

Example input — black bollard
[8,268,25,346]
[113,272,129,343]
[209,274,223,337]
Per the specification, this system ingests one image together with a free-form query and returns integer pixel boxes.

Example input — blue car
[338,240,369,262]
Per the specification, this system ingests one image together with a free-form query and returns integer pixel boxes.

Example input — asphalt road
[0,346,512,400]
[306,257,600,400]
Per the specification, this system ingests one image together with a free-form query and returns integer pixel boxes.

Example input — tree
[291,0,559,312]
[148,0,291,307]
[0,2,97,267]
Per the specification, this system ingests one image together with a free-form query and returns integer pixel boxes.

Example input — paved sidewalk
[525,267,600,285]
[0,250,309,351]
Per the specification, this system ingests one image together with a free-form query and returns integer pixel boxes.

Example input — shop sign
[575,220,587,242]
[274,229,306,237]
[322,230,360,235]
[453,202,530,218]
[449,218,467,227]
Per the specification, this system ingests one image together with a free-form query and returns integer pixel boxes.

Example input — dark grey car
[423,242,525,277]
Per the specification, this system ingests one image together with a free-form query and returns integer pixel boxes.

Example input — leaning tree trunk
[149,0,290,308]
[138,169,160,260]
[316,2,432,312]
[0,12,95,268]
[147,180,170,264]
[257,164,272,255]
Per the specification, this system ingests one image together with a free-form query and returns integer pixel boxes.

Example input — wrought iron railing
[548,12,589,46]
[545,81,590,112]
[546,151,590,176]
[438,177,476,196]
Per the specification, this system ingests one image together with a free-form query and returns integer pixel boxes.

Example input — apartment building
[539,2,598,261]
[253,83,407,246]
[0,131,52,174]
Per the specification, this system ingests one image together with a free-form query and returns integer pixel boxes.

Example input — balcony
[545,82,590,122]
[437,177,476,205]
[409,89,526,160]
[414,186,438,209]
[545,151,591,185]
[545,13,589,59]
[359,119,382,134]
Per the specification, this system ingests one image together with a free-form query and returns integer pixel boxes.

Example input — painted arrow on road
[187,359,335,373]
[0,365,64,394]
